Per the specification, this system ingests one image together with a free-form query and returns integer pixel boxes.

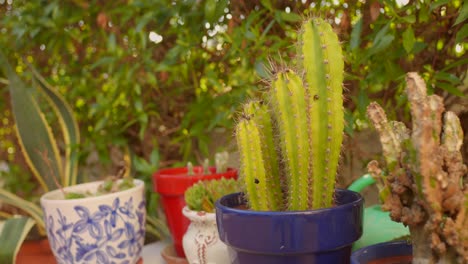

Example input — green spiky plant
[236,18,344,211]
[0,52,166,263]
[367,72,467,263]
[185,178,240,213]
[186,151,230,176]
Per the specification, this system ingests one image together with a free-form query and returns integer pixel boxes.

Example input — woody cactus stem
[235,18,344,211]
[367,72,467,263]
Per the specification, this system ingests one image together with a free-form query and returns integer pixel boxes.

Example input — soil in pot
[368,255,412,264]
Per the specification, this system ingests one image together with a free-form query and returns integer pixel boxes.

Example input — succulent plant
[235,18,344,211]
[186,151,230,176]
[367,72,467,263]
[185,178,240,213]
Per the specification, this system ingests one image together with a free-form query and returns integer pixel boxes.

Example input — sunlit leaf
[454,1,468,26]
[436,82,464,97]
[430,0,449,11]
[0,52,62,192]
[455,23,468,43]
[31,67,80,187]
[350,18,363,50]
[402,27,415,53]
[260,0,273,11]
[0,189,44,234]
[0,217,35,264]
[401,15,415,24]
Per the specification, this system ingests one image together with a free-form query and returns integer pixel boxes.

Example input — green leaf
[434,72,461,85]
[454,1,468,26]
[275,11,302,23]
[401,15,416,24]
[0,189,44,234]
[368,35,394,56]
[260,0,273,11]
[402,27,415,53]
[436,82,464,97]
[442,58,468,71]
[31,67,80,187]
[0,52,62,192]
[136,12,154,32]
[350,18,363,50]
[0,217,35,264]
[430,0,449,11]
[204,0,217,23]
[455,23,468,43]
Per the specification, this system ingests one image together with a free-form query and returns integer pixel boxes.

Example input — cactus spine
[235,18,344,211]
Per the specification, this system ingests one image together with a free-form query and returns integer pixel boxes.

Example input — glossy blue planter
[215,188,364,264]
[351,241,412,264]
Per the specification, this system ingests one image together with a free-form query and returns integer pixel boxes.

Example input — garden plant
[0,53,148,264]
[236,16,344,211]
[367,72,467,263]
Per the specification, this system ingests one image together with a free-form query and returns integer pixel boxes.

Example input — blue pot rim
[215,188,363,215]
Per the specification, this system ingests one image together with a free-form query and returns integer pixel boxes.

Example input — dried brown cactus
[367,72,468,264]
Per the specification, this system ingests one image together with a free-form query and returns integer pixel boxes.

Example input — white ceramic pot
[40,179,146,264]
[182,206,229,264]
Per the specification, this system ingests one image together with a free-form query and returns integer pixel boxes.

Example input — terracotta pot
[16,239,143,264]
[161,245,189,264]
[16,239,56,264]
[153,167,237,257]
[16,239,144,264]
[182,207,229,264]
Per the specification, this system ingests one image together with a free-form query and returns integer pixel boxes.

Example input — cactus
[186,152,230,176]
[367,72,467,263]
[185,178,240,213]
[235,18,344,211]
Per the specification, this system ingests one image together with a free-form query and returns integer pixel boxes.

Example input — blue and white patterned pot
[40,179,146,264]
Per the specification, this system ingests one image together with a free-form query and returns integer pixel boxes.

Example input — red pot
[153,166,237,257]
[16,239,56,264]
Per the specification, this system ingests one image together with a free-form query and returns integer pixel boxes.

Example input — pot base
[229,247,352,264]
[368,255,412,264]
[161,245,189,264]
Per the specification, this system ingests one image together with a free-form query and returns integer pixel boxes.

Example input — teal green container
[348,174,409,250]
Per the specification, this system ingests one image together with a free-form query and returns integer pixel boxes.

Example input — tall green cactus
[235,18,344,211]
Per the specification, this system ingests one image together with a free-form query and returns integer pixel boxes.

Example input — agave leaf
[30,65,80,187]
[0,189,45,235]
[0,217,35,264]
[0,52,63,191]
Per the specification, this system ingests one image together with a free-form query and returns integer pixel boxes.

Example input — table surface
[141,240,170,264]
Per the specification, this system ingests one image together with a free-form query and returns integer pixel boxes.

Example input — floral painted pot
[40,179,146,264]
[182,206,229,264]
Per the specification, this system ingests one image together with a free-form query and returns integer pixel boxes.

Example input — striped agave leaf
[0,217,35,264]
[0,52,62,192]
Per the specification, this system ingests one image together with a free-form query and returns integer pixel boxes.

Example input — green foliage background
[0,0,466,182]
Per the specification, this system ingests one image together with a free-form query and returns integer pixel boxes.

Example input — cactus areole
[215,18,364,264]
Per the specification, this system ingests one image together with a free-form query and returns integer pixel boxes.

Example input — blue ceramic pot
[215,188,364,264]
[351,241,412,264]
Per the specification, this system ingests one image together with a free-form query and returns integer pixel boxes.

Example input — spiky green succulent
[236,18,344,211]
[185,178,240,213]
